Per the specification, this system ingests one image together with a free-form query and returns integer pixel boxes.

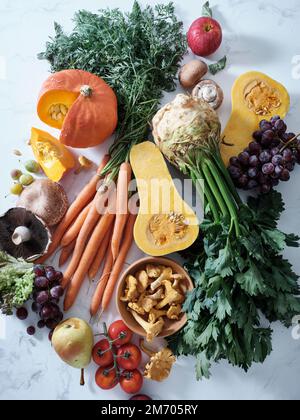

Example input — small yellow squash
[130,141,199,256]
[30,127,76,182]
[221,71,290,166]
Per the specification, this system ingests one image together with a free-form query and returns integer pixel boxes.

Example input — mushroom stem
[12,226,31,245]
[139,339,156,357]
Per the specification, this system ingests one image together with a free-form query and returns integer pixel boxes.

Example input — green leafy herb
[209,56,227,75]
[202,1,213,18]
[167,175,300,377]
[0,252,34,315]
[38,1,187,178]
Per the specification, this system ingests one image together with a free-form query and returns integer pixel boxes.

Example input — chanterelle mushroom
[146,264,161,278]
[156,280,183,309]
[136,270,149,293]
[139,296,157,313]
[120,275,138,302]
[192,79,224,110]
[167,304,182,320]
[140,340,176,382]
[148,308,167,323]
[0,208,51,261]
[130,310,164,342]
[147,288,164,301]
[150,267,173,291]
[128,302,145,315]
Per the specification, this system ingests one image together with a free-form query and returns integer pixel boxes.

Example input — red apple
[187,17,222,57]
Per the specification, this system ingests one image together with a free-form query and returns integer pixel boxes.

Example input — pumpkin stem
[80,85,93,97]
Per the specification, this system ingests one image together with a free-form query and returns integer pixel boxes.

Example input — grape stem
[280,132,300,153]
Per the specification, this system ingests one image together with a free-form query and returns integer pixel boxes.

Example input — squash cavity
[130,141,199,256]
[221,71,290,166]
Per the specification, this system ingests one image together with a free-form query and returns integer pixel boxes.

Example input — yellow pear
[52,318,94,371]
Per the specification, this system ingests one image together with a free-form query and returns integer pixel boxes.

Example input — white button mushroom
[192,79,224,110]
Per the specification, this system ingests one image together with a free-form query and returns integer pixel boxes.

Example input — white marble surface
[1,0,300,401]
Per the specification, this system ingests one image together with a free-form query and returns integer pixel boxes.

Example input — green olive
[10,169,23,181]
[10,183,24,195]
[19,174,35,186]
[25,160,41,174]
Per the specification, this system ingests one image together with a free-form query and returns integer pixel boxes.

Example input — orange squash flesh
[30,127,76,182]
[37,90,79,130]
[221,71,290,166]
[37,70,118,148]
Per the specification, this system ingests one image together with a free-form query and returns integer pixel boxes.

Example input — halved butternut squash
[221,71,290,166]
[30,127,76,182]
[130,141,199,256]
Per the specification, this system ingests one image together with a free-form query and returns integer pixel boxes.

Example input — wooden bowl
[116,257,194,339]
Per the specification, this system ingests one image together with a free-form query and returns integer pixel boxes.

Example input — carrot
[101,213,137,311]
[61,203,92,247]
[62,175,116,288]
[61,204,101,289]
[111,163,132,261]
[90,244,114,317]
[37,154,110,264]
[63,207,116,310]
[88,227,112,279]
[59,240,76,267]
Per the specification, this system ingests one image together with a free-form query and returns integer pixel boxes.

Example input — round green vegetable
[10,169,23,181]
[25,160,41,174]
[10,183,24,195]
[19,174,35,186]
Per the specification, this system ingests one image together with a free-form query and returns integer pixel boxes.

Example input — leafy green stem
[204,159,241,237]
[190,167,219,222]
[201,162,228,218]
[213,148,243,207]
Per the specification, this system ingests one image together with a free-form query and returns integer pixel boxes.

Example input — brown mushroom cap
[179,60,208,89]
[0,208,51,261]
[17,179,69,226]
[192,79,224,110]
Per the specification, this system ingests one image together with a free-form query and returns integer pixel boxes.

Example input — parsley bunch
[38,1,187,178]
[168,188,300,379]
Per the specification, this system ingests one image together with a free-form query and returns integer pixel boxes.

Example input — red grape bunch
[16,265,64,340]
[228,116,300,194]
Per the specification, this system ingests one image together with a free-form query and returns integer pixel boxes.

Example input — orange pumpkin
[37,70,118,148]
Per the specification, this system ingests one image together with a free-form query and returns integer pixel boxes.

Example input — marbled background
[0,0,300,400]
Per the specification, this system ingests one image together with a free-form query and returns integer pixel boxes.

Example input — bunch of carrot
[38,155,135,316]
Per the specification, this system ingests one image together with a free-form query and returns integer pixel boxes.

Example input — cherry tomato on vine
[120,369,143,394]
[108,320,133,346]
[92,339,114,367]
[117,343,142,370]
[95,365,118,390]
